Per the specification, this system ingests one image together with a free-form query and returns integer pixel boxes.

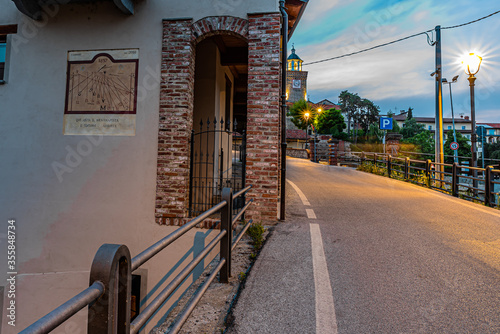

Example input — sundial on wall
[63,49,139,136]
[65,50,138,114]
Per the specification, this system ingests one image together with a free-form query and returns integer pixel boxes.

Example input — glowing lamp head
[304,112,310,119]
[317,108,322,113]
[462,53,482,76]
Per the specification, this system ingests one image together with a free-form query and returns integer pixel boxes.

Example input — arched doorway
[189,33,248,216]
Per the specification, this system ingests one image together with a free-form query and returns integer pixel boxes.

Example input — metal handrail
[131,200,226,271]
[20,282,105,334]
[130,230,227,333]
[21,186,254,334]
[356,152,499,208]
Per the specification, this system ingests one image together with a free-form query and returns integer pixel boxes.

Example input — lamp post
[462,52,482,192]
[442,75,459,164]
[304,111,310,150]
[314,108,322,163]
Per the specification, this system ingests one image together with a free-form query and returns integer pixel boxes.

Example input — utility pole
[434,26,444,182]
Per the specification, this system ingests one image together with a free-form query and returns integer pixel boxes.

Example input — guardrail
[352,152,500,208]
[21,186,253,334]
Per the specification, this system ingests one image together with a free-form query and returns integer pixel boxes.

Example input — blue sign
[379,117,393,130]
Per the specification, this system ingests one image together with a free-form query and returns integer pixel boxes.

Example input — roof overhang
[285,0,308,38]
[12,0,134,20]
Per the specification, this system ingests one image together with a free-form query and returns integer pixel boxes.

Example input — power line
[302,9,500,66]
[442,9,500,30]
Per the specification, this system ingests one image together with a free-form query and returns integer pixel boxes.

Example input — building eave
[285,0,308,38]
[12,0,134,20]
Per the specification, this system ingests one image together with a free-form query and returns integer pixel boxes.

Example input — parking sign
[379,117,393,130]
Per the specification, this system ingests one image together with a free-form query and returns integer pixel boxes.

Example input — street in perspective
[229,158,500,333]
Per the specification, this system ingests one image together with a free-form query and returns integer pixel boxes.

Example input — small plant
[238,272,246,280]
[250,253,257,260]
[247,222,266,250]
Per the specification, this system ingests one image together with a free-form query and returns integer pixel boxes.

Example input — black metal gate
[188,118,246,217]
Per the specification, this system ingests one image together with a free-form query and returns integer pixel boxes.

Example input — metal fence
[353,152,500,208]
[21,186,253,334]
[189,118,246,217]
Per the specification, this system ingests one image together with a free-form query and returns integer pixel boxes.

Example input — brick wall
[155,19,195,226]
[245,13,281,224]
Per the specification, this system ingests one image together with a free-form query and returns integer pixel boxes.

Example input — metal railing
[21,186,253,334]
[353,152,500,208]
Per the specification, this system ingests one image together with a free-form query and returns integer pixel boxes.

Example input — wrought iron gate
[188,118,246,216]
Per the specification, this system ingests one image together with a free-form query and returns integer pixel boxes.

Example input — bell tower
[286,44,308,103]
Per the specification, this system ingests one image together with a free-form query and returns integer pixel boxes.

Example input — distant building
[392,112,472,142]
[286,44,308,103]
[477,123,500,143]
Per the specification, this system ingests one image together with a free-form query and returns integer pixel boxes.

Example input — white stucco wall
[0,0,278,332]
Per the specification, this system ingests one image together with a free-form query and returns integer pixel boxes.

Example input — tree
[316,108,346,135]
[357,98,380,133]
[338,90,360,134]
[444,130,471,163]
[404,130,435,155]
[483,142,500,161]
[288,99,314,130]
[407,107,414,119]
[338,90,380,137]
[400,118,425,139]
[368,123,384,143]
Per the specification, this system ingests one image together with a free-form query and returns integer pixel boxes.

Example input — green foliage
[407,107,414,119]
[238,272,246,280]
[288,100,314,130]
[483,142,500,160]
[316,108,346,135]
[247,222,266,250]
[331,129,350,140]
[403,130,435,155]
[367,123,384,143]
[357,161,387,176]
[400,118,425,139]
[443,130,471,163]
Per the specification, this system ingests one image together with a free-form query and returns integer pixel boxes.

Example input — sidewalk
[226,186,320,334]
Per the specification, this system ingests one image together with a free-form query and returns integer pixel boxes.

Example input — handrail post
[387,155,392,178]
[220,188,233,283]
[373,153,377,166]
[88,244,131,334]
[452,163,458,197]
[188,130,195,216]
[404,157,409,180]
[485,166,492,207]
[425,159,432,187]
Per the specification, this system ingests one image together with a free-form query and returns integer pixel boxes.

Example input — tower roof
[287,44,302,61]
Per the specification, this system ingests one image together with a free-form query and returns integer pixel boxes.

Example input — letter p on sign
[380,117,393,130]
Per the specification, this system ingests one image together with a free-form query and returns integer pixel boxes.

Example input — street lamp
[442,75,459,163]
[462,52,482,192]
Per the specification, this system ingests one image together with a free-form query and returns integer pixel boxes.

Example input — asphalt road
[228,157,500,334]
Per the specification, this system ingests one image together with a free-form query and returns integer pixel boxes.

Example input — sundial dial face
[65,52,138,114]
[64,49,139,136]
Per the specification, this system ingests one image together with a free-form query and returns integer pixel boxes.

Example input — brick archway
[191,16,248,43]
[156,13,281,226]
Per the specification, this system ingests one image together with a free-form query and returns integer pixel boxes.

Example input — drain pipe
[279,0,288,220]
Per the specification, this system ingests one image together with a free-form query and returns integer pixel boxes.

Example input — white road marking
[306,209,317,219]
[310,223,338,334]
[287,179,311,206]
